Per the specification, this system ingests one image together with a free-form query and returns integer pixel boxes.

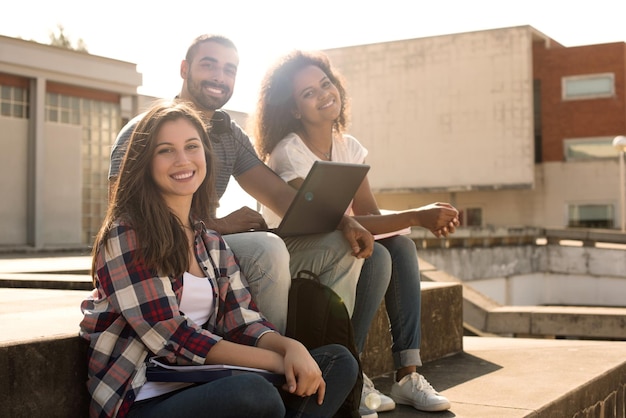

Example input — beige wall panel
[43,123,82,245]
[374,161,619,229]
[540,161,620,228]
[0,118,28,245]
[325,27,535,192]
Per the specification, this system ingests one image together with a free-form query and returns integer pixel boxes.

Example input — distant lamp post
[613,135,626,232]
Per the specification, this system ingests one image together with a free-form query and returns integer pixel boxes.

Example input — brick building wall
[533,42,626,162]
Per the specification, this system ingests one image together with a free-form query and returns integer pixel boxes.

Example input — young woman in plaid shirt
[80,100,358,418]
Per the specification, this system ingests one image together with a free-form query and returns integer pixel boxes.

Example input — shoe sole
[391,395,451,412]
[375,402,396,412]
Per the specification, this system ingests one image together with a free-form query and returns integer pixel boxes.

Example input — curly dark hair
[250,50,350,161]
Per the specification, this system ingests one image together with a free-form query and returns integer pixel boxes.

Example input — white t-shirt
[135,272,214,401]
[263,132,368,227]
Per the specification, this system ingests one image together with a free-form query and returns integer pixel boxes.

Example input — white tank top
[135,272,214,401]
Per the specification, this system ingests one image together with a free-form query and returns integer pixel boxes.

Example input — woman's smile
[171,170,196,181]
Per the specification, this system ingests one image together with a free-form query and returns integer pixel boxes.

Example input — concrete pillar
[27,77,46,249]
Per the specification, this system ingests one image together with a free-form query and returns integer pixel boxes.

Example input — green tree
[49,24,88,53]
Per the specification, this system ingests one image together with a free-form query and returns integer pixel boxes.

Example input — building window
[461,207,482,227]
[564,137,620,161]
[568,204,614,228]
[562,73,614,100]
[0,85,29,118]
[45,93,82,125]
[45,92,121,244]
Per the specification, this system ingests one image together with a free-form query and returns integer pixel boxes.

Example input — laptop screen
[274,161,370,237]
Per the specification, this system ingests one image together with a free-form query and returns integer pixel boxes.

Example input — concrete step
[0,273,92,290]
[361,281,464,377]
[0,288,89,344]
[369,336,626,417]
[0,254,90,274]
[3,333,623,418]
[1,255,625,417]
[419,257,626,340]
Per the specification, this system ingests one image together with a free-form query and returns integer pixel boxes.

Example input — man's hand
[208,206,268,234]
[338,216,374,259]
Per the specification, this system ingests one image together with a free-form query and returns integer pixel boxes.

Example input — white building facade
[0,35,141,249]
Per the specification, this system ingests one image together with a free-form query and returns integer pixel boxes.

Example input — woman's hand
[414,203,460,237]
[281,339,326,405]
[338,216,374,259]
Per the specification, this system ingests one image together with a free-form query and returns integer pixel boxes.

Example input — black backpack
[285,270,363,418]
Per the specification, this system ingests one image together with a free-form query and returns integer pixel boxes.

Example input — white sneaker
[358,405,378,418]
[361,373,396,412]
[390,372,451,412]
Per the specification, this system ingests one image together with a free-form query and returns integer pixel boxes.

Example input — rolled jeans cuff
[393,348,422,369]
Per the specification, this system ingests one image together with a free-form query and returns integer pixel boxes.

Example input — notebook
[146,356,286,386]
[269,161,370,237]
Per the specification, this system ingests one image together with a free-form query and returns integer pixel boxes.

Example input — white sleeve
[343,134,368,164]
[267,134,318,182]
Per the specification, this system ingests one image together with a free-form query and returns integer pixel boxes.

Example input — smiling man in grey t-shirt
[109,34,373,333]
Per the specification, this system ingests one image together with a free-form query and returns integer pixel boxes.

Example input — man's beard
[187,73,233,111]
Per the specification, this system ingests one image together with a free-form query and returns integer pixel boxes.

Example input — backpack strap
[211,110,232,132]
[209,110,232,143]
[294,270,321,283]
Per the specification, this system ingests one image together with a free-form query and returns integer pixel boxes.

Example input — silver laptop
[270,161,370,237]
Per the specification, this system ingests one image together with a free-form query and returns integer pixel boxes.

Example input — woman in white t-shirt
[251,50,459,415]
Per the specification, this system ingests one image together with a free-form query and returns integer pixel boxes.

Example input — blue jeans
[282,344,359,417]
[351,235,423,369]
[127,344,358,418]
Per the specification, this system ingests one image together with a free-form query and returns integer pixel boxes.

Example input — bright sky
[2,0,626,113]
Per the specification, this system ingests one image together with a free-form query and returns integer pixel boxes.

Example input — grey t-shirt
[109,111,262,204]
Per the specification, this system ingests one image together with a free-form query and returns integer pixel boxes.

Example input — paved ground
[372,336,626,417]
[0,253,91,344]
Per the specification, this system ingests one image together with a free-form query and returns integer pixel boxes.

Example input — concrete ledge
[5,334,624,418]
[0,273,92,290]
[0,288,88,344]
[361,282,463,377]
[371,336,626,417]
[545,228,626,245]
[421,263,626,340]
[1,282,463,418]
[0,334,89,418]
[0,255,90,274]
[488,305,626,338]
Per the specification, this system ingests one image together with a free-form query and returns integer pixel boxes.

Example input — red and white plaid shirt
[80,219,276,418]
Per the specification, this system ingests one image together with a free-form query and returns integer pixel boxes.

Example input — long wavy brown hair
[92,100,216,279]
[250,50,351,161]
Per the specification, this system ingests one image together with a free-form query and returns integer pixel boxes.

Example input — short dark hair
[185,34,238,62]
